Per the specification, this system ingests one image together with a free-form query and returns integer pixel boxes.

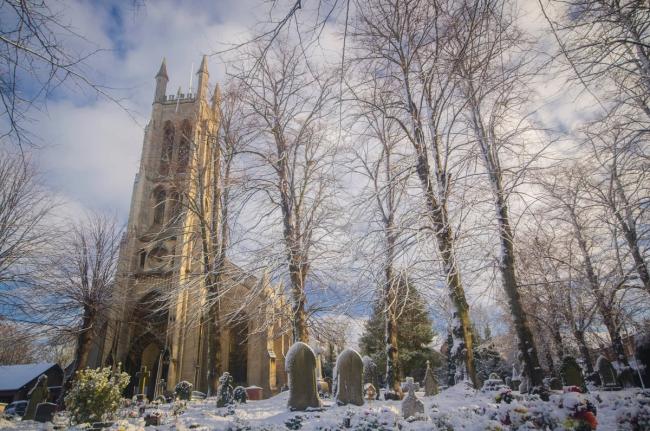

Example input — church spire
[156,57,169,79]
[196,55,209,101]
[154,57,169,103]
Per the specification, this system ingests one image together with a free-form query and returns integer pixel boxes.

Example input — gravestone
[216,372,234,407]
[548,377,562,390]
[286,342,321,411]
[401,378,424,421]
[618,366,637,388]
[362,356,380,400]
[335,348,364,406]
[24,375,49,420]
[560,356,586,392]
[34,402,57,423]
[596,355,620,390]
[423,360,438,396]
[135,366,150,398]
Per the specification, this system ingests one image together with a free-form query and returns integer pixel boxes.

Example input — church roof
[0,363,59,391]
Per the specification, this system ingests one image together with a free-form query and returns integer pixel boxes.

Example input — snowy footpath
[1,384,648,430]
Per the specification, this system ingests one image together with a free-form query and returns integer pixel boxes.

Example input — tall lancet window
[177,120,191,173]
[160,121,175,175]
[153,187,166,225]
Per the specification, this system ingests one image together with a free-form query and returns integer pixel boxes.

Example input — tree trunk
[410,146,478,388]
[611,175,650,293]
[384,266,401,394]
[573,329,594,374]
[289,260,309,343]
[569,206,628,365]
[74,307,96,373]
[467,96,544,389]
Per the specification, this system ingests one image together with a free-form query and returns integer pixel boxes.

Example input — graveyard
[1,342,649,429]
[2,0,650,430]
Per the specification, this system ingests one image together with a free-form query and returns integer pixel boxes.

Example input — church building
[90,57,291,398]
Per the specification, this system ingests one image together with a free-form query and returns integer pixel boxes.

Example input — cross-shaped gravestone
[136,366,150,396]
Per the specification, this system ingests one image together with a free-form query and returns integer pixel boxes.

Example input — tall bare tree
[42,212,122,390]
[350,0,479,387]
[234,42,338,343]
[0,151,55,317]
[452,0,546,389]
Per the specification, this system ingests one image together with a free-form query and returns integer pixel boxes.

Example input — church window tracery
[177,120,191,173]
[153,187,166,225]
[159,121,175,175]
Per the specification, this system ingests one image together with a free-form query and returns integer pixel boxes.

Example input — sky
[31,0,271,220]
[10,0,607,336]
[24,0,596,223]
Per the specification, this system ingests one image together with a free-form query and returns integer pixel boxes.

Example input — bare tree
[234,41,338,343]
[348,105,412,395]
[540,165,632,365]
[582,123,650,294]
[349,0,479,387]
[451,0,546,389]
[0,0,129,148]
[0,151,55,317]
[38,212,122,395]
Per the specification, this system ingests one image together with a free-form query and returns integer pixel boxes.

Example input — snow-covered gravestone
[362,356,380,400]
[286,342,321,411]
[560,356,586,391]
[423,360,438,396]
[335,348,364,406]
[596,356,620,390]
[401,377,425,421]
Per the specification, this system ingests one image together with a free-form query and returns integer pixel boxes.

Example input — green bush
[64,367,130,424]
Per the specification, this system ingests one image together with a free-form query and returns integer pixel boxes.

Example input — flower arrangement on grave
[495,387,513,404]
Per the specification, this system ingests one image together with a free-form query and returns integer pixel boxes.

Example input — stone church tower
[91,57,291,398]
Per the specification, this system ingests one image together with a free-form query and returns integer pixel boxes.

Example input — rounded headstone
[335,348,364,406]
[286,342,321,411]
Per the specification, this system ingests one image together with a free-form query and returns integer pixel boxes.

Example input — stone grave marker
[335,348,364,406]
[423,360,438,396]
[401,378,424,421]
[34,402,57,423]
[362,356,380,400]
[596,355,620,390]
[135,365,150,398]
[560,356,586,391]
[24,375,49,421]
[286,342,321,411]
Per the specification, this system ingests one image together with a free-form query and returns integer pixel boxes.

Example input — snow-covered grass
[3,385,649,430]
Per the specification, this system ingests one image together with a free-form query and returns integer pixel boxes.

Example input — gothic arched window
[177,120,191,173]
[153,187,166,225]
[159,121,175,175]
[147,245,168,270]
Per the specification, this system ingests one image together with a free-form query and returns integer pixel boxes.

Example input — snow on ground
[2,385,648,430]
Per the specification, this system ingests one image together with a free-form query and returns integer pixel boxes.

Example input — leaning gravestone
[596,355,620,390]
[335,348,364,406]
[362,356,380,400]
[34,402,57,423]
[423,360,438,396]
[401,378,424,421]
[24,375,49,421]
[286,342,321,411]
[560,356,586,392]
